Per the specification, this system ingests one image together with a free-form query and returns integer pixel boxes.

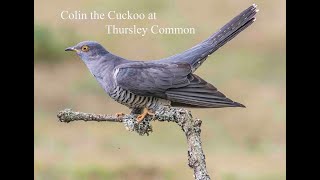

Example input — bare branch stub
[57,107,211,180]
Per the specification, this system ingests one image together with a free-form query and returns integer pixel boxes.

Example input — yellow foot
[136,108,155,123]
[115,112,125,117]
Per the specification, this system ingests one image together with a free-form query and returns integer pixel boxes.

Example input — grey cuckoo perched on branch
[65,4,258,122]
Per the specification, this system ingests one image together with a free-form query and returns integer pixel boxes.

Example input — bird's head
[65,41,109,62]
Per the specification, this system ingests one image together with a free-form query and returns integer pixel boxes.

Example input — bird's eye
[81,45,89,52]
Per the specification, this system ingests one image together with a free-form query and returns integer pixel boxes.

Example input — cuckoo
[65,4,258,122]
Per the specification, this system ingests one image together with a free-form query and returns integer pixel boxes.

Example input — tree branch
[57,107,211,180]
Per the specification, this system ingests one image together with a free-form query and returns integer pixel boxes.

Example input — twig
[57,107,211,180]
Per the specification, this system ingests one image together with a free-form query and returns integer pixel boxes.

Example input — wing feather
[114,62,191,98]
[114,62,244,108]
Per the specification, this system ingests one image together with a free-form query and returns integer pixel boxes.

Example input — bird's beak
[65,46,76,52]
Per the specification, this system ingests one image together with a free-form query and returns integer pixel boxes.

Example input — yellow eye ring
[81,45,89,52]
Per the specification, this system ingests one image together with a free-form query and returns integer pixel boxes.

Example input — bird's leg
[130,107,142,115]
[136,107,155,123]
[115,112,125,117]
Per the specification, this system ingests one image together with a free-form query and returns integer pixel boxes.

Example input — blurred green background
[34,0,285,179]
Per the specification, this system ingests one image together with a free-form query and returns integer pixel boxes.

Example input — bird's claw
[136,114,145,123]
[115,112,125,117]
[136,108,155,123]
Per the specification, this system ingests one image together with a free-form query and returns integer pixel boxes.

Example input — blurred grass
[34,25,61,62]
[35,0,285,179]
[34,24,80,63]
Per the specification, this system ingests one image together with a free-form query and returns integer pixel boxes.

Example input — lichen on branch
[57,106,211,180]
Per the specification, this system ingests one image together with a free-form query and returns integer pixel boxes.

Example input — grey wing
[166,74,245,108]
[114,62,244,108]
[114,62,192,98]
